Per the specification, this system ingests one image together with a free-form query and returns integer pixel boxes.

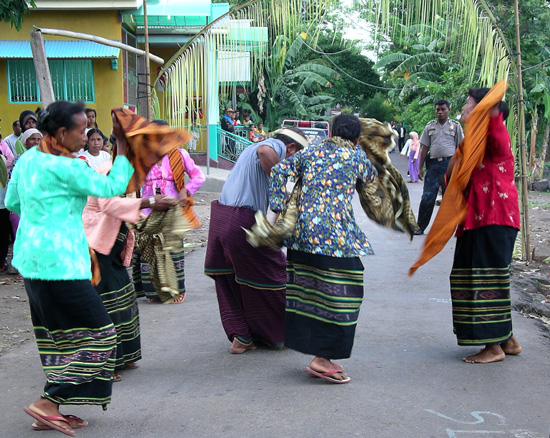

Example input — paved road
[1,153,549,438]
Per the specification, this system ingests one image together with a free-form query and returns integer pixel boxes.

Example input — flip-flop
[22,407,76,437]
[32,414,88,431]
[305,366,351,384]
[170,294,186,304]
[113,373,122,382]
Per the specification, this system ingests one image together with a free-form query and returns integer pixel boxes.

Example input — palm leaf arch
[151,0,334,125]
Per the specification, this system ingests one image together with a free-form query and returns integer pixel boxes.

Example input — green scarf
[15,135,26,155]
[0,155,7,187]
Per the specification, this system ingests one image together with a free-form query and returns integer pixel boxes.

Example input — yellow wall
[0,10,124,137]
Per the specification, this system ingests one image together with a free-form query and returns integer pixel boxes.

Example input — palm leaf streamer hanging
[363,0,511,86]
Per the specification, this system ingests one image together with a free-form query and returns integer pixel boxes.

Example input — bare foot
[27,399,75,436]
[501,336,522,355]
[229,338,257,354]
[309,357,348,381]
[463,344,505,363]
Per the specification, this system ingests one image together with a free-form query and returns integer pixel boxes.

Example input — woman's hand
[141,195,178,211]
[178,188,191,206]
[112,114,128,157]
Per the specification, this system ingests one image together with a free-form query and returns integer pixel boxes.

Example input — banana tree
[260,34,338,130]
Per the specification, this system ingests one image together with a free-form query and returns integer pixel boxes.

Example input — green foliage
[0,0,36,31]
[398,96,439,136]
[293,30,384,114]
[361,93,397,123]
[259,34,338,130]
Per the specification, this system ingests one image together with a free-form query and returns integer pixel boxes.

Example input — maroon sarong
[204,201,286,348]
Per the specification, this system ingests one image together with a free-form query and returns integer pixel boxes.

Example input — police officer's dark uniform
[416,118,464,233]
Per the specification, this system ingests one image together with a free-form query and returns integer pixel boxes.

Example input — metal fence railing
[217,126,253,162]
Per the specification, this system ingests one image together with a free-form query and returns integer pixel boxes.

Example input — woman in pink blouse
[133,119,205,304]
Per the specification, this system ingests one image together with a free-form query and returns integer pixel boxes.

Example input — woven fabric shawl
[168,148,200,229]
[246,118,419,249]
[409,80,507,276]
[132,205,193,303]
[0,154,7,187]
[111,108,192,194]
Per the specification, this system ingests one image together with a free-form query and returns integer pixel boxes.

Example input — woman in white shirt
[81,129,112,170]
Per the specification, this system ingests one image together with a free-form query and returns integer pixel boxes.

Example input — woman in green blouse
[6,100,134,436]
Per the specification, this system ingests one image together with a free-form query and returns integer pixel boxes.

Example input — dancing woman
[269,114,377,383]
[6,100,134,436]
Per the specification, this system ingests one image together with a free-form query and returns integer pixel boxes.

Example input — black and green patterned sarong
[24,278,116,407]
[94,223,141,369]
[285,249,364,359]
[450,225,518,346]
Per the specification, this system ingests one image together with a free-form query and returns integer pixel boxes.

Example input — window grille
[8,60,38,103]
[7,59,94,103]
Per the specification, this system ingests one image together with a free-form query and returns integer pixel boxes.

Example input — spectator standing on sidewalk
[4,121,21,156]
[415,100,463,235]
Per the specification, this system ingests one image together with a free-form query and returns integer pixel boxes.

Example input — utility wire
[522,58,550,72]
[301,38,399,90]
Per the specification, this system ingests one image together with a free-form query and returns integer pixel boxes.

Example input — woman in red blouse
[448,88,522,364]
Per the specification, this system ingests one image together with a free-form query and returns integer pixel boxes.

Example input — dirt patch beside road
[511,191,550,330]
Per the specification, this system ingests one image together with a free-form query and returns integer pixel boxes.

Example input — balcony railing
[217,125,253,162]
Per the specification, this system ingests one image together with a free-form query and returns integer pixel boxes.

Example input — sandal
[124,362,138,370]
[170,294,186,304]
[146,297,162,303]
[113,373,122,382]
[32,414,88,431]
[306,366,351,384]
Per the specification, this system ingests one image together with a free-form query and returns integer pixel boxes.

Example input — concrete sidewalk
[1,153,548,438]
[198,165,231,193]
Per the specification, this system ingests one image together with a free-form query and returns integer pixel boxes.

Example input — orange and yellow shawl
[409,80,508,276]
[111,108,192,194]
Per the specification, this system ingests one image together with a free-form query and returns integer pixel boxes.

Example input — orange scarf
[37,133,75,158]
[111,108,192,194]
[37,134,102,285]
[168,149,200,229]
[409,81,507,276]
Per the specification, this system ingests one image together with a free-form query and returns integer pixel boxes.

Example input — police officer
[415,99,464,235]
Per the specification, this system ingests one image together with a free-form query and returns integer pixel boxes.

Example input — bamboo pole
[143,0,152,121]
[35,26,164,65]
[514,0,531,262]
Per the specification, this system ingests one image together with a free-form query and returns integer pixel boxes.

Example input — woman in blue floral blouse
[269,114,377,383]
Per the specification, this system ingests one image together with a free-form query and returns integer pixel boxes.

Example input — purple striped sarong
[205,201,286,348]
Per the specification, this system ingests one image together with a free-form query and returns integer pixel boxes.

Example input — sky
[339,0,378,60]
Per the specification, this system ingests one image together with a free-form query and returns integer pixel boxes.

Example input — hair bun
[37,108,50,125]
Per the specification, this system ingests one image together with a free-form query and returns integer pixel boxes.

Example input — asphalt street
[0,152,549,438]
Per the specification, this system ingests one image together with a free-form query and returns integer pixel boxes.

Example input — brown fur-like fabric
[356,118,419,240]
